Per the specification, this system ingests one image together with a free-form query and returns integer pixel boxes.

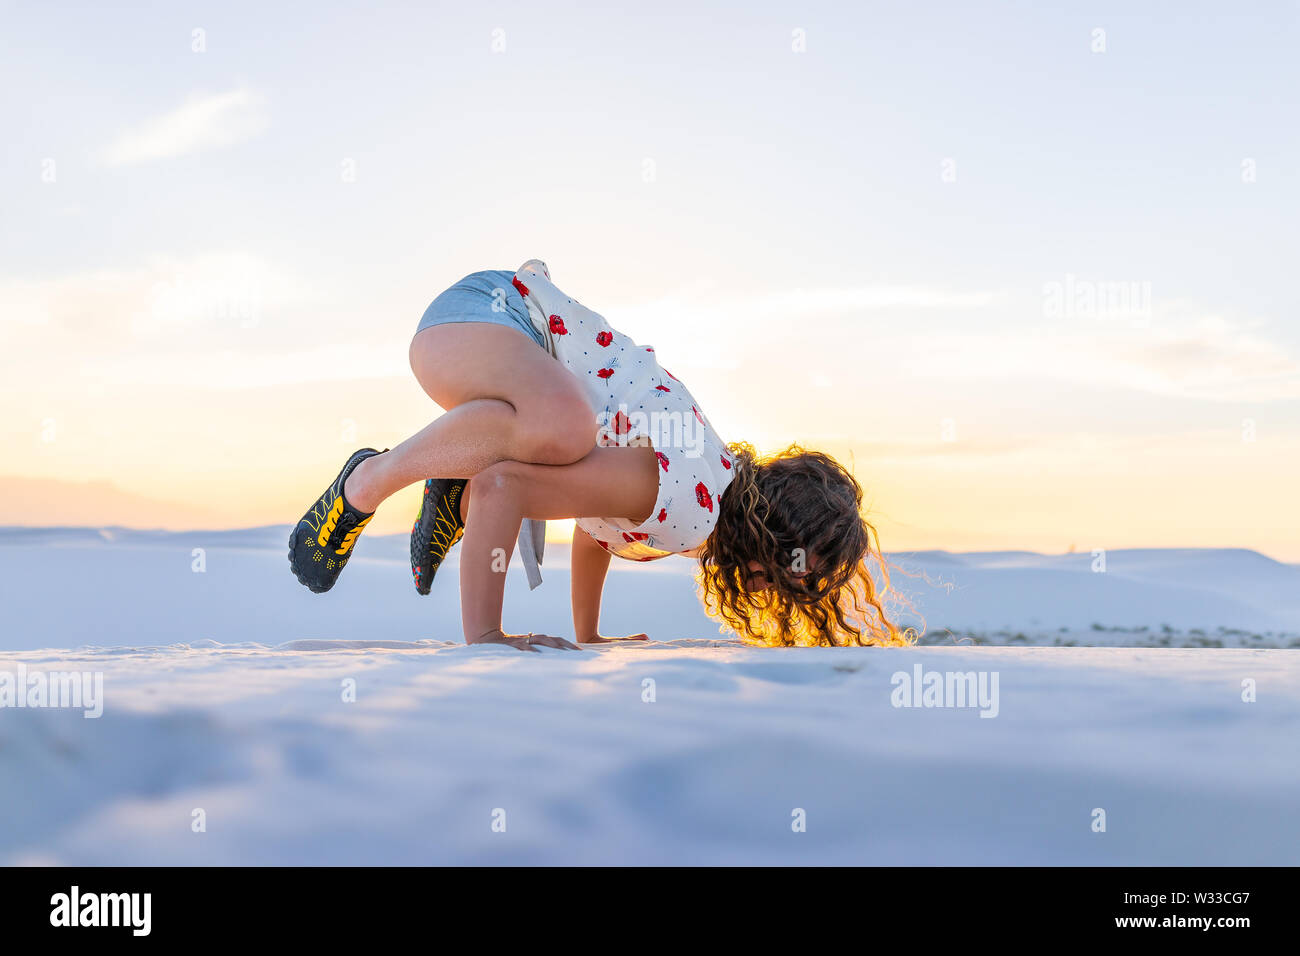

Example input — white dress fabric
[511,259,735,563]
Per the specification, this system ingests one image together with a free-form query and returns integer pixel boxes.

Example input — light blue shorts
[414,270,546,349]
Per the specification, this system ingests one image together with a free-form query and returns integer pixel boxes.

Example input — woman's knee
[466,460,528,513]
[468,460,512,498]
[515,390,595,465]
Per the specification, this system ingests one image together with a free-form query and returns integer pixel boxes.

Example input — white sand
[1,528,1296,864]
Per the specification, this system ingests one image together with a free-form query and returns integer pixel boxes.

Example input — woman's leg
[458,446,659,643]
[342,323,595,512]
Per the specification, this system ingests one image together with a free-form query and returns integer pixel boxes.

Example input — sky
[2,1,1298,559]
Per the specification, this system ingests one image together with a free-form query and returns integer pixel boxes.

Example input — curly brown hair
[696,442,910,647]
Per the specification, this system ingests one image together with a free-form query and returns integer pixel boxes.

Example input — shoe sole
[410,479,464,595]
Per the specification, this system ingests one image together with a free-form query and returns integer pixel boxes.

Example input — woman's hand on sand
[577,633,650,644]
[469,629,582,653]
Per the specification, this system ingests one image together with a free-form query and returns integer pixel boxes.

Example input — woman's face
[743,558,813,593]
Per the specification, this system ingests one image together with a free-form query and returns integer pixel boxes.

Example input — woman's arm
[459,444,658,646]
[571,529,651,643]
[570,526,612,642]
[569,528,650,647]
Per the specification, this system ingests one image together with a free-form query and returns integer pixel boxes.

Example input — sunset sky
[3,2,1298,559]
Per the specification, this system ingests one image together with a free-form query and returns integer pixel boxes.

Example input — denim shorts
[414,270,546,349]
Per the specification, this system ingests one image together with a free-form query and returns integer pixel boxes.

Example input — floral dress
[510,259,735,561]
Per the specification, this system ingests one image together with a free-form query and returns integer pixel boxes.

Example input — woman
[289,260,905,651]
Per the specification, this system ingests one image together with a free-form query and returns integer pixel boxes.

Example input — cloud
[751,286,1001,314]
[98,88,268,166]
[613,284,999,329]
[1106,315,1300,401]
[902,313,1300,403]
[620,280,1299,403]
[0,252,420,392]
[1,253,304,319]
[607,283,1002,375]
[0,252,328,369]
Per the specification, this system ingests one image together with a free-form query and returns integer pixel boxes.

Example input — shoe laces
[332,509,370,556]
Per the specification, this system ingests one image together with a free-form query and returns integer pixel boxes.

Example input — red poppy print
[612,410,631,435]
[597,367,614,379]
[596,331,613,347]
[511,276,529,297]
[645,347,655,352]
[695,481,713,512]
[656,507,667,523]
[655,452,669,472]
[720,455,732,469]
[692,405,706,426]
[548,314,568,335]
[664,369,680,381]
[622,531,649,542]
[655,384,671,392]
[595,539,609,550]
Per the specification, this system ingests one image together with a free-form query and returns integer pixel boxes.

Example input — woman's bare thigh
[408,322,596,465]
[409,323,586,412]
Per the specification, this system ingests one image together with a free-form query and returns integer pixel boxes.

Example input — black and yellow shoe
[410,478,467,595]
[288,448,384,593]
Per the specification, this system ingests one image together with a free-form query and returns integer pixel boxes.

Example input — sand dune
[2,640,1295,865]
[0,527,1294,652]
[1,527,1294,865]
